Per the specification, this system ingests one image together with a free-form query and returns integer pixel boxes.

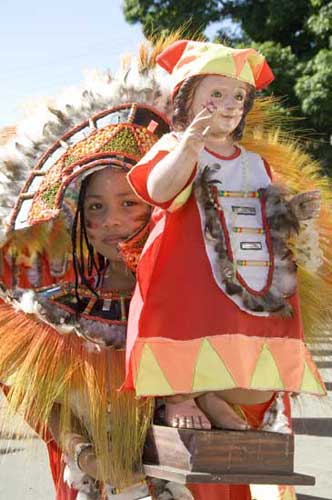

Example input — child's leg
[195,392,250,430]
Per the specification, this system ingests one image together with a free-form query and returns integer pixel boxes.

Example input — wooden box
[143,425,315,486]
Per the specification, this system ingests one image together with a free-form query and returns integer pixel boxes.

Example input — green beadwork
[41,181,61,208]
[63,154,80,168]
[100,128,141,157]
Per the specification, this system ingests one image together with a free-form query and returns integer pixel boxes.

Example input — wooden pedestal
[143,425,315,486]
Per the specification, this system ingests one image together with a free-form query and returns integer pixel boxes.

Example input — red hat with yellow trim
[156,39,274,95]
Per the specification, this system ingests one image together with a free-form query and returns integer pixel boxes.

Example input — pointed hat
[156,39,274,95]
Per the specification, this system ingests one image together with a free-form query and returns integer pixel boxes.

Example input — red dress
[124,135,325,398]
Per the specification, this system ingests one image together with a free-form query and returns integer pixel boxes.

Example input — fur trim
[260,393,292,434]
[10,290,76,335]
[196,166,299,316]
[7,288,127,347]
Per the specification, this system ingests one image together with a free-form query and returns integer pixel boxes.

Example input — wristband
[74,442,93,472]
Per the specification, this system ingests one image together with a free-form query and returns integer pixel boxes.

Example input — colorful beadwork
[84,297,98,315]
[218,190,260,198]
[37,282,133,301]
[10,104,169,230]
[237,259,271,267]
[233,227,265,234]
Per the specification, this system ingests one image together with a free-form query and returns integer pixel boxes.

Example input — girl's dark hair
[71,174,108,304]
[172,75,256,141]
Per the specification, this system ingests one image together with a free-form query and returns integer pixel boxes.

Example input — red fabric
[128,149,197,210]
[124,145,305,392]
[134,196,302,343]
[263,159,273,181]
[188,483,251,500]
[46,439,78,500]
[156,40,189,73]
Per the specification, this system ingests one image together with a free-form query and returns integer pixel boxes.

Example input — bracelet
[74,442,93,472]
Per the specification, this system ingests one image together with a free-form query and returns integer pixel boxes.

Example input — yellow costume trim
[132,336,325,397]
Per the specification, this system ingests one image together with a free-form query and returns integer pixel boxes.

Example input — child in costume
[0,102,167,500]
[123,40,330,499]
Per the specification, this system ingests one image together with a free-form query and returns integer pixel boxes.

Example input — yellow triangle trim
[135,344,173,396]
[192,339,236,392]
[202,54,236,77]
[250,344,284,389]
[238,61,255,85]
[300,361,325,395]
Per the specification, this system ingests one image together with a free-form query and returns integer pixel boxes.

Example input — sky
[0,0,143,127]
[0,0,224,128]
[0,0,145,126]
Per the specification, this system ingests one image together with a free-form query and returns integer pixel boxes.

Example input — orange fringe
[0,302,153,488]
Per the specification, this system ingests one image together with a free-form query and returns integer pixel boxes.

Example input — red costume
[124,136,325,398]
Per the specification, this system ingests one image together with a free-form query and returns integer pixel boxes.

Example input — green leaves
[122,0,332,173]
[123,0,222,38]
[296,49,332,128]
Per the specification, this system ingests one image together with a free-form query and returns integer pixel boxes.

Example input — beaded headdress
[0,56,171,292]
[10,103,169,231]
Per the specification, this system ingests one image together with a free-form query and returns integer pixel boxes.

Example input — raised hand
[180,105,218,156]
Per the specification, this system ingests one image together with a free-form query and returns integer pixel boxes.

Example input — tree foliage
[123,0,332,173]
[123,0,221,38]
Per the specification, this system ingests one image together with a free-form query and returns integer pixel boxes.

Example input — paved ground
[0,437,54,499]
[292,337,332,500]
[0,337,331,499]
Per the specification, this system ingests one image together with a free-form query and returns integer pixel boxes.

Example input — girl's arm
[147,108,214,203]
[48,403,99,479]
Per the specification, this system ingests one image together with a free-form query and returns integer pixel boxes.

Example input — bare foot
[196,392,250,430]
[164,399,211,430]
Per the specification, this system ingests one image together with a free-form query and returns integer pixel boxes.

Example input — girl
[0,100,171,499]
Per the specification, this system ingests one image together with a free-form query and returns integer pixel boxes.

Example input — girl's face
[84,168,150,261]
[191,75,247,136]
